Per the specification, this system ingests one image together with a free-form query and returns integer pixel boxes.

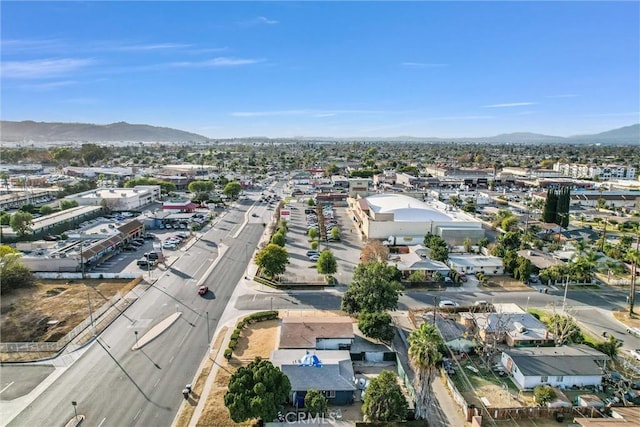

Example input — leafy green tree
[362,370,408,422]
[408,323,443,419]
[223,181,243,200]
[224,357,291,423]
[271,232,286,247]
[317,250,337,277]
[10,211,33,236]
[542,189,558,223]
[407,270,425,283]
[463,237,473,253]
[478,237,490,249]
[423,233,449,262]
[548,314,583,345]
[596,335,623,359]
[79,143,108,165]
[0,248,35,293]
[124,177,176,194]
[39,205,54,215]
[514,257,533,282]
[0,171,10,191]
[324,163,340,177]
[307,198,315,207]
[341,262,402,314]
[255,244,289,279]
[1,211,11,225]
[534,385,556,405]
[502,249,519,273]
[358,312,395,343]
[330,226,341,240]
[304,389,327,416]
[308,228,318,240]
[59,199,79,210]
[501,216,519,232]
[188,180,215,194]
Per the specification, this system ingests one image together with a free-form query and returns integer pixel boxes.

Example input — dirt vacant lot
[1,279,138,342]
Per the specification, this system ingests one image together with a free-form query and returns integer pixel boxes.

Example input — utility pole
[629,230,639,315]
[562,275,569,314]
[87,289,95,336]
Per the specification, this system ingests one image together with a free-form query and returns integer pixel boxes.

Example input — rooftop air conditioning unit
[513,321,527,333]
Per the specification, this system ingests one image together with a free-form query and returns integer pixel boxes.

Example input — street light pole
[206,311,210,343]
[87,289,95,336]
[562,275,569,314]
[71,401,78,420]
[134,331,139,348]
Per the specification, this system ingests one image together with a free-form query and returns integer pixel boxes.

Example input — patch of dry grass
[487,276,531,291]
[196,319,279,427]
[1,279,137,342]
[612,310,640,329]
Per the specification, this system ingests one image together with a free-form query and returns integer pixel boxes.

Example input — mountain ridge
[1,120,638,144]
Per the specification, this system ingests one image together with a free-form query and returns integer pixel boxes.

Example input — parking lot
[282,201,362,286]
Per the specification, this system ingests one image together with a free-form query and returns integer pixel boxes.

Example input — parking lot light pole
[71,401,78,420]
[134,331,139,348]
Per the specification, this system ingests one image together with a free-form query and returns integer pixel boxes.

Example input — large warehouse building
[351,193,484,245]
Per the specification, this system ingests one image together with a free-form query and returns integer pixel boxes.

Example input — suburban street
[4,182,639,427]
[6,198,266,427]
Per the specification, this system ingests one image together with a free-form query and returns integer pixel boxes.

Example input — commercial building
[64,186,160,211]
[351,193,484,246]
[554,163,636,181]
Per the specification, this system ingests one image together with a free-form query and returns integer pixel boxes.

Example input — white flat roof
[365,193,454,222]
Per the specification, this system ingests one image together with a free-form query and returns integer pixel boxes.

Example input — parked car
[438,300,459,308]
[306,250,320,257]
[144,252,159,261]
[629,349,640,361]
[309,254,320,262]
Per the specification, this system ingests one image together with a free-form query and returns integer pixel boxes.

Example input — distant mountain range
[0,120,638,144]
[0,120,209,143]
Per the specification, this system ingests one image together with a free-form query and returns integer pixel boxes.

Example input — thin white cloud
[20,80,79,90]
[113,43,192,51]
[257,16,279,25]
[429,115,495,120]
[1,58,94,79]
[1,38,66,53]
[402,62,448,68]
[231,109,392,117]
[483,102,537,108]
[545,94,579,98]
[169,57,263,68]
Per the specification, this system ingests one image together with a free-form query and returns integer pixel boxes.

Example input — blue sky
[2,1,639,139]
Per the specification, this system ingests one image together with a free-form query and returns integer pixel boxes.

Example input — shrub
[224,348,232,359]
[534,385,555,405]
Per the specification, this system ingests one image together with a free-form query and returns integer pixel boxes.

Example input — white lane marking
[98,417,107,427]
[169,355,175,364]
[133,409,141,421]
[177,330,190,347]
[154,378,160,388]
[0,381,15,394]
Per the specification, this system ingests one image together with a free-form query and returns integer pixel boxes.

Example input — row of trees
[0,245,35,294]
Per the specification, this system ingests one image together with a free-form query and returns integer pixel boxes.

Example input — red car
[198,286,208,296]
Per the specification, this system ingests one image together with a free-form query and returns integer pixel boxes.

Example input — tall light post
[71,401,78,421]
[206,311,210,343]
[134,331,139,348]
[562,275,569,314]
[87,289,95,336]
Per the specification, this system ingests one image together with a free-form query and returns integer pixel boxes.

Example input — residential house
[500,345,609,390]
[471,307,555,348]
[387,245,450,280]
[278,317,354,350]
[271,350,357,406]
[448,254,504,276]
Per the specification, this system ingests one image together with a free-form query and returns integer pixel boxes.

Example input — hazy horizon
[2,2,639,139]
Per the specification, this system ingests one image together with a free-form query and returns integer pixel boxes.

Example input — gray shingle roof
[281,361,357,392]
[504,345,609,377]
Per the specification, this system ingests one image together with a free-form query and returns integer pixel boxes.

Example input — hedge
[224,311,279,356]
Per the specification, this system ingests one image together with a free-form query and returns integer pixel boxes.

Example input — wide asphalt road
[8,198,266,427]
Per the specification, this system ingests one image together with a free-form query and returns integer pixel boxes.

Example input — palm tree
[627,245,640,315]
[408,323,443,420]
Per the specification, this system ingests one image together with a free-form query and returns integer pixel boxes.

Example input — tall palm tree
[627,241,640,315]
[408,323,443,420]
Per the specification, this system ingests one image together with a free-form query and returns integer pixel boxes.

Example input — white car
[630,349,640,361]
[438,300,459,308]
